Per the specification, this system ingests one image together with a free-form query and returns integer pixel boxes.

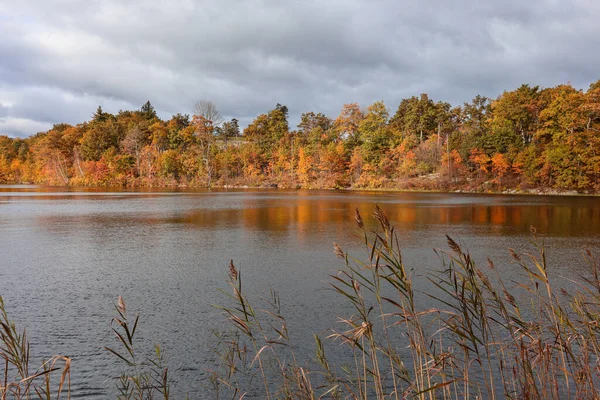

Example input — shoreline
[2,181,598,197]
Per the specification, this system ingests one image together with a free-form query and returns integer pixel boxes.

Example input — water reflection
[21,190,593,238]
[0,189,595,243]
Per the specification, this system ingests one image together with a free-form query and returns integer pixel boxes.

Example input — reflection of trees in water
[192,195,600,237]
[171,195,600,238]
[28,192,600,239]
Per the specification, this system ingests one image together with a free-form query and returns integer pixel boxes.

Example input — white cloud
[0,117,52,138]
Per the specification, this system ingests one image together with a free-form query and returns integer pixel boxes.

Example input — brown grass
[211,208,600,399]
[2,208,599,399]
[0,297,71,399]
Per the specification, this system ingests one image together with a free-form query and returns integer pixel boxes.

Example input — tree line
[1,80,599,192]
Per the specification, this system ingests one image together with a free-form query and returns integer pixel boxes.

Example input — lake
[0,185,599,398]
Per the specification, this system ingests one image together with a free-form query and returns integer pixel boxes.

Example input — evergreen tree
[140,101,157,120]
[93,106,108,122]
[220,118,240,141]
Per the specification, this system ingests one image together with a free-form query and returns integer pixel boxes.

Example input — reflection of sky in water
[0,187,599,398]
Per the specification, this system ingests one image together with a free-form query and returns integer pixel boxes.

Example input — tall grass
[0,297,71,399]
[104,296,170,400]
[0,295,170,400]
[212,207,600,399]
[2,208,599,398]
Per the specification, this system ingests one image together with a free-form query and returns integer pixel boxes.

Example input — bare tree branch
[193,100,222,126]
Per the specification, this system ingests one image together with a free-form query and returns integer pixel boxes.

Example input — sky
[1,0,599,138]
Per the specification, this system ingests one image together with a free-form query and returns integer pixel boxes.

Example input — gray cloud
[0,118,52,138]
[1,0,599,137]
[0,103,8,119]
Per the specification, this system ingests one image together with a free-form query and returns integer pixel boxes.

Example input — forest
[1,80,599,193]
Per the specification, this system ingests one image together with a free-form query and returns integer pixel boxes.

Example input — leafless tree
[193,100,222,126]
[121,126,147,175]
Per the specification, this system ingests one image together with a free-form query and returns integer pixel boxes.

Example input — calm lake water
[0,185,599,398]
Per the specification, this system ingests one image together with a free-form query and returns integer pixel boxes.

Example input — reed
[212,207,600,399]
[2,208,599,398]
[104,296,170,400]
[0,294,171,400]
[0,296,70,399]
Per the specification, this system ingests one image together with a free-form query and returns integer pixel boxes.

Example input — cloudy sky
[1,0,599,137]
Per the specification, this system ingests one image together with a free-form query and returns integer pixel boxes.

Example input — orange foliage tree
[1,81,600,193]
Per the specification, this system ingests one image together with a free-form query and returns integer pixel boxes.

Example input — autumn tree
[358,101,391,166]
[470,148,491,178]
[219,118,241,143]
[80,119,123,161]
[491,152,510,187]
[243,104,289,164]
[441,149,465,181]
[390,94,438,142]
[31,124,78,184]
[164,114,191,151]
[334,103,364,148]
[489,85,546,149]
[121,126,148,175]
[2,79,600,192]
[582,81,600,130]
[451,95,491,162]
[297,112,334,147]
[296,147,313,186]
[192,115,216,185]
[317,142,348,188]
